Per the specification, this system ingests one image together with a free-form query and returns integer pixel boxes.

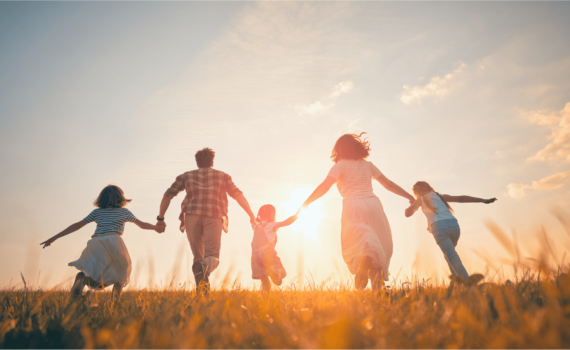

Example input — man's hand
[156,221,166,233]
[250,216,258,228]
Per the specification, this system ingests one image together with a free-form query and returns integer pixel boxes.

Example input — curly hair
[331,132,371,163]
[94,185,131,209]
[195,147,215,168]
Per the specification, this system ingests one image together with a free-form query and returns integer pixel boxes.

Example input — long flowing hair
[412,181,454,213]
[331,132,371,163]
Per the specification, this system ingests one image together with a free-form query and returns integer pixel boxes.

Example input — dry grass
[1,270,569,348]
[2,214,570,348]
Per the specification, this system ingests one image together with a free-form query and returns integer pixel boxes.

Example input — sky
[1,1,570,290]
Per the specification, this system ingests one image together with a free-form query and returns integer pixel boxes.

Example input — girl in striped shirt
[40,185,159,301]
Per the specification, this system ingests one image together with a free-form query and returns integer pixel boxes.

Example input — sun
[279,189,324,241]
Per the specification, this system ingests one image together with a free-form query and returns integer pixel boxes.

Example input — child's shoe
[71,272,85,298]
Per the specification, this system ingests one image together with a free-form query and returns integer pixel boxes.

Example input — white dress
[328,159,392,281]
[68,208,136,288]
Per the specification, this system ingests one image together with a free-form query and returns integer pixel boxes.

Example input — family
[40,133,496,300]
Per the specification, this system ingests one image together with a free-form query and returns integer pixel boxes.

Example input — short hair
[195,148,215,168]
[94,185,131,209]
[257,204,276,222]
[331,132,370,163]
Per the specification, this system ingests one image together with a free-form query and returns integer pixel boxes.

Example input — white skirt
[68,234,132,288]
[341,197,392,281]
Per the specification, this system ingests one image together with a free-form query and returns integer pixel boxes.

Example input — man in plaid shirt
[156,148,256,291]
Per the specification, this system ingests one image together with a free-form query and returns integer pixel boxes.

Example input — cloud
[400,63,466,105]
[507,171,570,198]
[526,102,570,163]
[331,81,354,97]
[294,101,334,116]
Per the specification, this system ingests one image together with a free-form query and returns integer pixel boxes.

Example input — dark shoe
[192,262,210,293]
[466,274,484,287]
[355,256,372,290]
[71,272,85,298]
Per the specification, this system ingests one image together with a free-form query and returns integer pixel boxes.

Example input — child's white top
[420,192,456,227]
[84,208,137,237]
[251,221,278,252]
[327,159,383,200]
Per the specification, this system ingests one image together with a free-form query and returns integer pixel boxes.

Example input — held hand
[250,216,258,228]
[40,238,55,249]
[483,198,497,204]
[156,221,166,233]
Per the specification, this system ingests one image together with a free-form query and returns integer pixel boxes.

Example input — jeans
[430,219,468,281]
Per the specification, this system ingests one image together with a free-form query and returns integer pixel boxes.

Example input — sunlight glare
[280,189,324,241]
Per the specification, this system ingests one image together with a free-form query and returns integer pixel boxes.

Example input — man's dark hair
[195,148,215,168]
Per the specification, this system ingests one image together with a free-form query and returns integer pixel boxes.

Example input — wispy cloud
[507,171,570,198]
[295,81,354,116]
[526,102,570,163]
[294,101,334,116]
[400,63,466,105]
[331,81,354,97]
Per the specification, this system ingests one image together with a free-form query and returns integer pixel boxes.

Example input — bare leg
[112,283,123,303]
[370,268,385,290]
[71,272,85,298]
[261,277,271,294]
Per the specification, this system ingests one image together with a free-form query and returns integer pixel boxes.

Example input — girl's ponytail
[412,181,454,214]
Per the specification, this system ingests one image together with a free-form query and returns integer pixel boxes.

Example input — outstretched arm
[234,194,257,227]
[302,176,336,208]
[405,199,422,217]
[375,174,415,202]
[275,210,301,229]
[40,220,88,248]
[442,195,497,204]
[134,219,159,231]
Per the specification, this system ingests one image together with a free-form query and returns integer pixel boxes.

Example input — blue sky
[1,2,569,289]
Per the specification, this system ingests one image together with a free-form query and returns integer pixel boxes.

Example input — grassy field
[1,270,569,349]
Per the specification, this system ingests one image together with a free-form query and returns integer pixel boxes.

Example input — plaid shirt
[165,168,243,223]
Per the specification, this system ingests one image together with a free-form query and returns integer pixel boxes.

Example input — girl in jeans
[405,181,496,282]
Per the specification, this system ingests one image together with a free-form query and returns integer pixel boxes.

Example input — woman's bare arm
[405,199,422,217]
[302,177,336,208]
[441,195,497,204]
[40,220,88,248]
[375,174,415,202]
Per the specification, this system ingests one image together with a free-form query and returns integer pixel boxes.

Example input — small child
[405,181,496,283]
[252,205,298,293]
[40,185,159,301]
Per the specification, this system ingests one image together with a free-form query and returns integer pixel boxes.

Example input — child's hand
[483,198,497,204]
[40,238,56,249]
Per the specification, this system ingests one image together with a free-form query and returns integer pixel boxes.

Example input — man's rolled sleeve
[225,174,243,199]
[164,174,185,199]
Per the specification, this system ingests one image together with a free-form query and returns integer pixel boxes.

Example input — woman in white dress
[301,133,414,290]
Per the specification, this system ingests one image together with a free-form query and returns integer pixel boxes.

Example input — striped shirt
[327,159,383,200]
[84,208,137,237]
[165,168,243,220]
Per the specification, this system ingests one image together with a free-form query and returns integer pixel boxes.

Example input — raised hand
[483,198,497,204]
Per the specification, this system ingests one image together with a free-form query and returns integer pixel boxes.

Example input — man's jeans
[430,219,469,281]
[185,215,223,277]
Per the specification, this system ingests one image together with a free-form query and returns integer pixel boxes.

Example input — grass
[2,213,570,348]
[1,270,569,348]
